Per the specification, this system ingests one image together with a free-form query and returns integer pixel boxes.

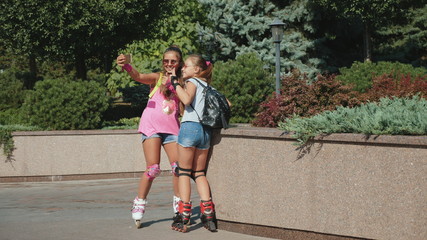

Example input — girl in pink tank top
[116,46,183,228]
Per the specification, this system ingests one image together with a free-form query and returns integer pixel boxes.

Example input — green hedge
[21,78,110,130]
[212,53,274,123]
[0,69,27,125]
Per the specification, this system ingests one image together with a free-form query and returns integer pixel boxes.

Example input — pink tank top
[138,74,180,136]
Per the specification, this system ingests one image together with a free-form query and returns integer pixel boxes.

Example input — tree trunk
[103,52,113,74]
[27,55,38,89]
[75,50,87,80]
[363,22,372,62]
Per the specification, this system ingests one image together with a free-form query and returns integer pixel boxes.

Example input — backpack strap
[148,72,163,98]
[192,77,208,89]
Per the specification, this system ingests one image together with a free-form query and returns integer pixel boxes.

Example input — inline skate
[172,195,181,222]
[131,197,146,228]
[200,199,217,232]
[171,201,192,232]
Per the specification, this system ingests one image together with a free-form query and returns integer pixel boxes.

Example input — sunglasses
[163,59,178,65]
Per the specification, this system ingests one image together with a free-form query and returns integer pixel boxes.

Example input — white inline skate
[172,195,181,222]
[131,196,147,228]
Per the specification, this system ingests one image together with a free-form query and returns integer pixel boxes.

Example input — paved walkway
[0,176,274,240]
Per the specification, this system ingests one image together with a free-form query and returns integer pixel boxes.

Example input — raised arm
[116,54,158,85]
[172,78,197,106]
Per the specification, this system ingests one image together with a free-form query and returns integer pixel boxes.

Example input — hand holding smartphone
[124,54,132,64]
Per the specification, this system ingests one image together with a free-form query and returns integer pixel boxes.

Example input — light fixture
[269,18,285,95]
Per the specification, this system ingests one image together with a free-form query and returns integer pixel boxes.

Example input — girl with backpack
[116,46,183,228]
[170,54,217,233]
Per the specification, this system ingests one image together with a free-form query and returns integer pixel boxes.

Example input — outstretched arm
[116,54,158,85]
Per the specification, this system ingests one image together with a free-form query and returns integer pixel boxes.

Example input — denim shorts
[178,122,212,150]
[141,133,178,145]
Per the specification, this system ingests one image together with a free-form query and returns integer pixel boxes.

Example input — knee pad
[193,170,206,180]
[177,166,193,178]
[171,161,179,177]
[145,164,161,181]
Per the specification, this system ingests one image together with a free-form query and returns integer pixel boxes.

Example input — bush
[102,84,149,122]
[0,108,24,125]
[0,127,14,161]
[253,70,362,127]
[337,61,427,92]
[103,103,145,122]
[102,117,140,130]
[0,69,27,124]
[21,78,110,130]
[120,84,150,108]
[212,53,274,123]
[279,95,427,145]
[362,73,427,101]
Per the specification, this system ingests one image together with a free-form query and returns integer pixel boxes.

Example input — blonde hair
[187,54,213,84]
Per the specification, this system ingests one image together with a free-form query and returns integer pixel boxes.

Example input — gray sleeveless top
[181,78,207,123]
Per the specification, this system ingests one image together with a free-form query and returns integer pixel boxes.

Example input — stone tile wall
[1,127,426,239]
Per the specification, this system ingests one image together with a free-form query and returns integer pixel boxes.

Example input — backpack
[191,78,231,129]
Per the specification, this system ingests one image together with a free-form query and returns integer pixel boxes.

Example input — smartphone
[124,54,132,64]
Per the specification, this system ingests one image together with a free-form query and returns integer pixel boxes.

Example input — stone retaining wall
[0,130,171,181]
[1,127,426,240]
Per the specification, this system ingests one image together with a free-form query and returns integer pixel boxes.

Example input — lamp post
[269,18,285,96]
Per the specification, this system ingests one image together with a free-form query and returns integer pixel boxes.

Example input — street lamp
[269,18,285,96]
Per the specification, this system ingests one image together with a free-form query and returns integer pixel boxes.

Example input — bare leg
[137,138,161,199]
[192,148,218,232]
[193,148,211,201]
[163,142,180,198]
[177,145,195,203]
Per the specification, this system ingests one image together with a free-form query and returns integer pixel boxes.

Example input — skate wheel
[135,220,142,229]
[171,224,187,233]
[206,221,217,232]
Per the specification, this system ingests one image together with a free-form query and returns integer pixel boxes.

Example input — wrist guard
[122,64,133,73]
[171,76,180,89]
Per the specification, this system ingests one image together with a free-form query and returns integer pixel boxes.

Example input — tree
[197,0,324,78]
[313,0,425,62]
[0,0,170,81]
[106,0,207,98]
[374,4,427,67]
